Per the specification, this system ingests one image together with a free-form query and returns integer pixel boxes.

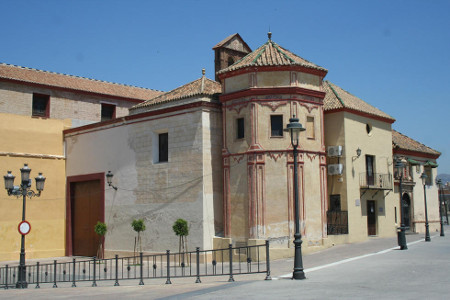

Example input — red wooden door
[72,180,102,257]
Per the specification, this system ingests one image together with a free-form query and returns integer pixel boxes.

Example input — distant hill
[437,174,450,184]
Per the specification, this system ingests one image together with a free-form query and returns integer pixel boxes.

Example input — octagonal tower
[217,33,329,249]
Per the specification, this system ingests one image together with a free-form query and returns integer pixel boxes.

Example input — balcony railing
[359,173,393,190]
[327,211,348,235]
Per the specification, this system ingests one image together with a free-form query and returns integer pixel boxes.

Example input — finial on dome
[268,31,272,40]
[202,68,205,76]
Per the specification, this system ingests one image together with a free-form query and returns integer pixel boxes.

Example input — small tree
[172,219,189,265]
[94,221,107,259]
[132,219,146,258]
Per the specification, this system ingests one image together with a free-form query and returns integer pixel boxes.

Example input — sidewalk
[0,229,447,299]
[270,230,426,279]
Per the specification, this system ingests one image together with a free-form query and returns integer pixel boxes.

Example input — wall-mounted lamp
[352,148,362,161]
[106,171,118,190]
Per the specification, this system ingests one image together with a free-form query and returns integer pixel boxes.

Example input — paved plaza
[1,228,449,299]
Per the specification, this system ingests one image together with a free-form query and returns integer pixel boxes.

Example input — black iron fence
[327,211,349,235]
[0,242,271,289]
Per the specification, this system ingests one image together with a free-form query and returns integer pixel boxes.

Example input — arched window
[227,57,234,67]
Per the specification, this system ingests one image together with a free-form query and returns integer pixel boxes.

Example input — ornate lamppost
[284,115,306,280]
[394,159,407,250]
[436,179,445,237]
[4,164,46,289]
[420,173,431,242]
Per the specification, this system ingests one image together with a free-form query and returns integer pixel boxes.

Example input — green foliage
[131,219,146,233]
[94,221,107,237]
[172,218,189,237]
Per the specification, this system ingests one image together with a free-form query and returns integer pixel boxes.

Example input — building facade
[392,130,441,234]
[0,34,443,261]
[64,74,223,256]
[0,63,161,261]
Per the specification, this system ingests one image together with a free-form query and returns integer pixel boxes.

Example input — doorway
[367,200,377,236]
[366,155,375,186]
[402,193,411,229]
[67,173,105,257]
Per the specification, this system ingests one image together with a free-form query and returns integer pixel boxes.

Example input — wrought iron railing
[0,242,271,289]
[359,173,393,190]
[327,211,349,235]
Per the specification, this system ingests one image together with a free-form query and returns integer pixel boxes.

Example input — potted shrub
[172,218,189,266]
[94,221,107,259]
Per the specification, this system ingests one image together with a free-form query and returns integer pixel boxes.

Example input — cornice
[220,87,326,103]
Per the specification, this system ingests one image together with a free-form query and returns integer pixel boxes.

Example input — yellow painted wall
[325,111,396,244]
[0,113,70,261]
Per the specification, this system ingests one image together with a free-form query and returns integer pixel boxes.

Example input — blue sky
[1,0,449,173]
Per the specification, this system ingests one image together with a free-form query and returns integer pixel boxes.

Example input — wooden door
[367,200,377,236]
[72,180,102,257]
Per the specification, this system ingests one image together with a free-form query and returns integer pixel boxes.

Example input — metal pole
[398,173,407,250]
[195,247,201,283]
[5,265,8,289]
[92,257,97,287]
[292,142,305,280]
[264,240,271,280]
[228,243,234,282]
[36,262,40,289]
[71,258,76,287]
[165,250,171,284]
[423,184,431,242]
[114,255,119,286]
[438,184,445,236]
[53,260,57,288]
[139,252,144,285]
[16,187,28,288]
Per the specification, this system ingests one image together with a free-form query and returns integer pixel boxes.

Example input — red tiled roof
[131,74,222,111]
[323,81,395,122]
[217,38,327,75]
[0,63,163,101]
[392,130,440,157]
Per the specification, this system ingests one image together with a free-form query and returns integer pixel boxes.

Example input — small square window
[101,103,116,121]
[32,93,50,117]
[159,133,168,163]
[270,115,283,137]
[237,118,244,139]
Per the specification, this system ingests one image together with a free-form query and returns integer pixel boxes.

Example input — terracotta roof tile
[392,130,440,156]
[217,39,327,74]
[131,75,222,111]
[0,63,163,101]
[323,81,395,121]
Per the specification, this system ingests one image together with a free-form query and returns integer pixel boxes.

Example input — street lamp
[436,179,445,237]
[420,173,431,242]
[4,164,45,289]
[394,159,407,250]
[284,115,306,280]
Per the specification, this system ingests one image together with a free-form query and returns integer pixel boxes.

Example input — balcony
[359,173,393,190]
[327,211,348,235]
